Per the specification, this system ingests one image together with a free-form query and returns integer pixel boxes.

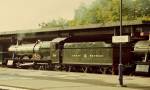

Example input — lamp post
[112,0,129,86]
[118,0,123,86]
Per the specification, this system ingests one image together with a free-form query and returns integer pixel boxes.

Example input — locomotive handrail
[33,40,41,53]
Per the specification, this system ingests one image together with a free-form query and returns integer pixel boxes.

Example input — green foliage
[39,18,68,28]
[40,0,150,28]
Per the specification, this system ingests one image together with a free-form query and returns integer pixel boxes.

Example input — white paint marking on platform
[0,86,28,90]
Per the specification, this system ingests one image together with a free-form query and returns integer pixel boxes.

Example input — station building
[0,20,150,74]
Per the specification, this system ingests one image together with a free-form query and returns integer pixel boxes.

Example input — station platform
[0,67,149,90]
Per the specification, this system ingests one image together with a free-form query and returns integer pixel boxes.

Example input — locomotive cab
[50,37,67,64]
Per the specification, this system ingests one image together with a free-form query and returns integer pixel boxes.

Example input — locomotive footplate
[5,58,52,69]
[135,62,150,75]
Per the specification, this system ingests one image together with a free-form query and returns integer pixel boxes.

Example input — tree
[39,18,68,28]
[39,0,150,28]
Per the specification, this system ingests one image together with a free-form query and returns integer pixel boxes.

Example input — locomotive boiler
[8,40,51,60]
[134,40,150,55]
[6,40,53,68]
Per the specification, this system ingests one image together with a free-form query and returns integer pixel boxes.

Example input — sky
[0,0,94,32]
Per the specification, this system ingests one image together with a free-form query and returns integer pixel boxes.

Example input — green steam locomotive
[6,39,150,75]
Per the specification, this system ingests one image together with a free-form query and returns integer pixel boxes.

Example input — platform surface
[0,67,149,90]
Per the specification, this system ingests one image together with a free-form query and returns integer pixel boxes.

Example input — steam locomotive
[133,40,150,74]
[5,39,150,75]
